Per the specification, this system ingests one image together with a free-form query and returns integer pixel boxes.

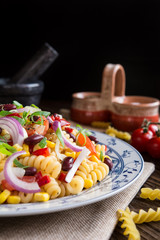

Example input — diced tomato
[58,172,67,181]
[7,113,22,118]
[21,176,36,183]
[32,147,50,157]
[1,179,16,191]
[77,133,98,157]
[65,127,73,133]
[37,175,51,187]
[35,171,43,181]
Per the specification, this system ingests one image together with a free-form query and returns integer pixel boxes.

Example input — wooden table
[40,99,160,240]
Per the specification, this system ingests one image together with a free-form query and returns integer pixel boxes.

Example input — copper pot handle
[101,63,126,111]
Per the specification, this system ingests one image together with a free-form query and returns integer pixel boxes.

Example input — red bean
[62,157,74,171]
[0,104,17,111]
[104,157,113,170]
[88,135,98,143]
[24,134,44,145]
[24,167,37,176]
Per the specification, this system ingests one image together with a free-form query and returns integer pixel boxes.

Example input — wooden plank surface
[40,99,160,240]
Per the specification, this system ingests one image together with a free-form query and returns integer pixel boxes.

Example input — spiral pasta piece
[18,192,34,203]
[131,207,160,224]
[95,144,106,158]
[43,178,61,199]
[87,162,109,185]
[57,180,66,197]
[140,187,160,200]
[117,207,140,240]
[106,126,131,141]
[75,159,98,180]
[65,176,84,194]
[19,155,61,178]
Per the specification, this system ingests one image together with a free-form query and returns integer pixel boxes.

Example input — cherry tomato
[131,128,153,152]
[148,124,159,136]
[147,136,160,159]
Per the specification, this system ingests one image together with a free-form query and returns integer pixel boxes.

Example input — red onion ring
[4,151,40,193]
[0,117,25,145]
[52,120,83,152]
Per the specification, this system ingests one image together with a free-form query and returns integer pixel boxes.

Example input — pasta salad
[0,101,113,204]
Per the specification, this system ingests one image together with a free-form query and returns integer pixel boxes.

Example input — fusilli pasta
[140,187,160,200]
[117,207,140,240]
[131,207,160,224]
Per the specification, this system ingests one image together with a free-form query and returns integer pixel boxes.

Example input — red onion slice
[4,151,40,193]
[0,117,25,145]
[52,120,83,152]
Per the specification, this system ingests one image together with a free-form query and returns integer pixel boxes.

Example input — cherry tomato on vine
[147,136,160,159]
[148,124,159,136]
[131,128,153,152]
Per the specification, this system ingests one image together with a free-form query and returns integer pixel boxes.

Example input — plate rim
[0,131,144,217]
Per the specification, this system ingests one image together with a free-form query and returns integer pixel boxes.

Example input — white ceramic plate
[0,131,144,217]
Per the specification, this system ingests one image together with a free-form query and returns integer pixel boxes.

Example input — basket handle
[101,63,126,111]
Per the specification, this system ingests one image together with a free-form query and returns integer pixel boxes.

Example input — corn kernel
[13,144,23,151]
[19,151,30,158]
[84,178,93,188]
[7,196,21,204]
[90,155,100,163]
[0,189,11,204]
[33,192,50,202]
[65,151,76,159]
[46,140,55,148]
[22,144,29,152]
[102,155,112,162]
[18,144,30,157]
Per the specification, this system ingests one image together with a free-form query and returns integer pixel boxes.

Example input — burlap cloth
[0,162,154,240]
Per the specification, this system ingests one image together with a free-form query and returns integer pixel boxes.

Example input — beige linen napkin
[0,162,154,240]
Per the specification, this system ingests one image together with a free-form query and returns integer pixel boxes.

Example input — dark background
[0,0,160,102]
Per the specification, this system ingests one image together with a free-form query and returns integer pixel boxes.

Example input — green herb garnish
[10,116,25,125]
[39,137,47,148]
[13,159,28,168]
[0,110,12,117]
[100,150,104,161]
[31,104,39,109]
[29,111,50,125]
[0,142,17,156]
[13,100,23,109]
[56,127,64,147]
